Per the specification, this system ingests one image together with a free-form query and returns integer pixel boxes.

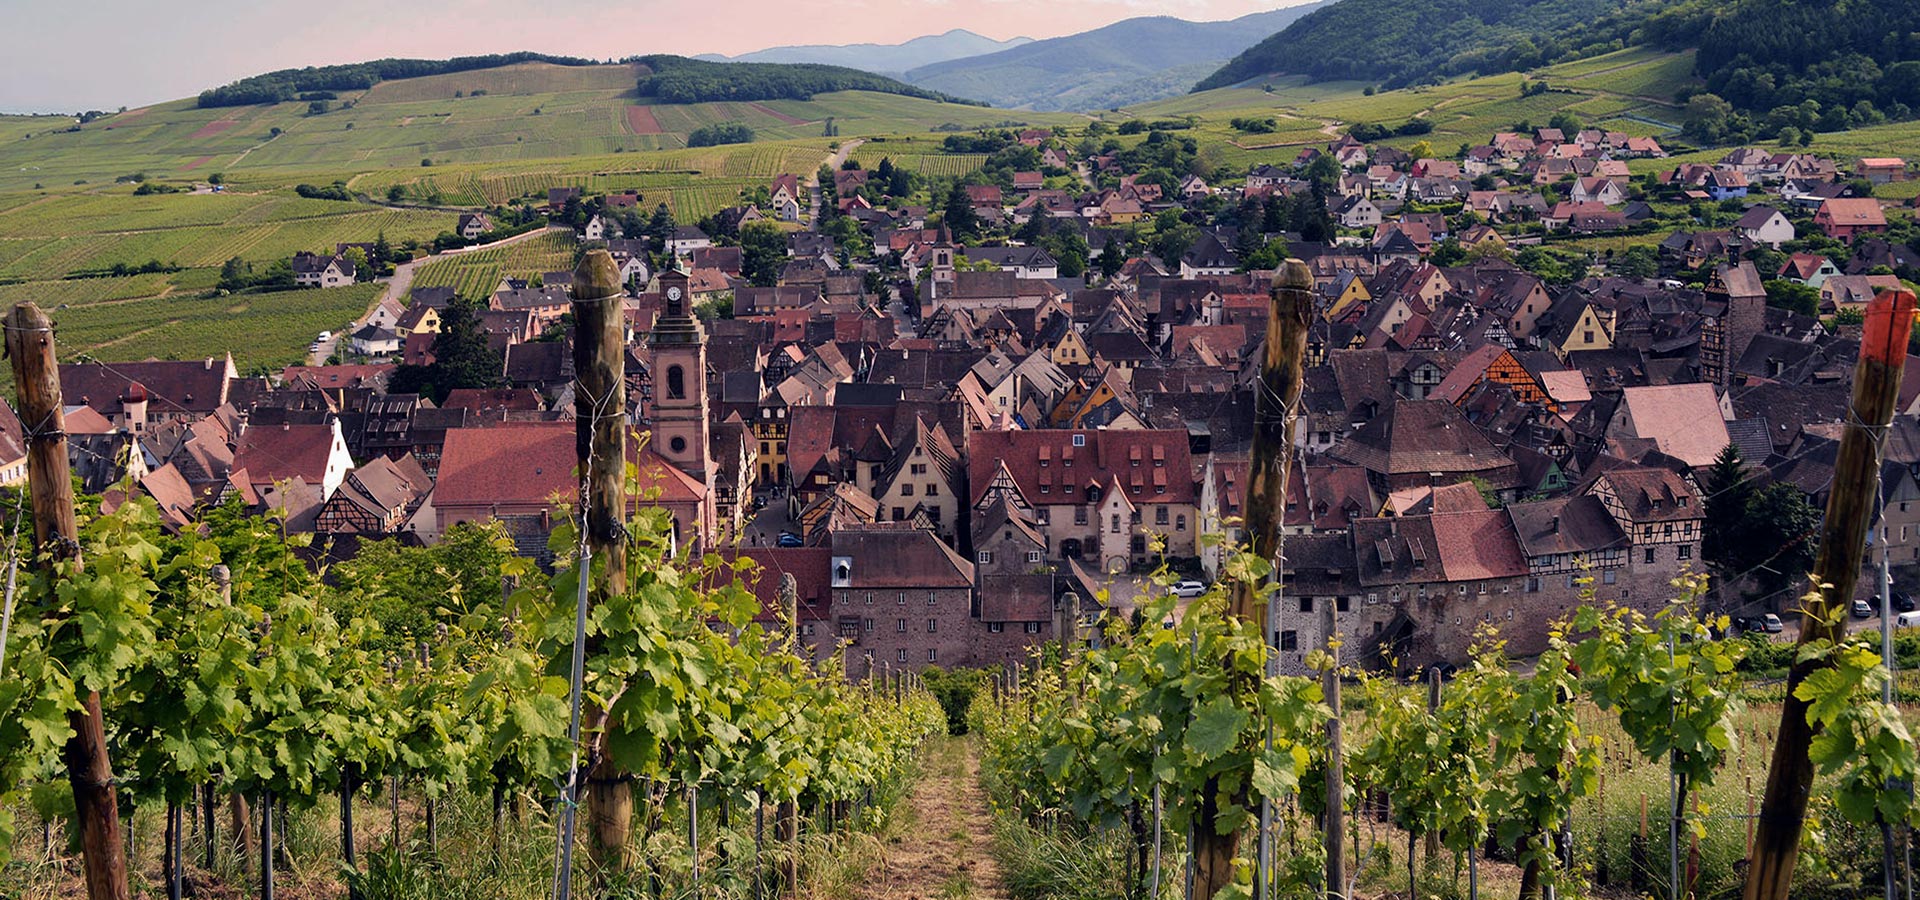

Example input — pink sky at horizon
[1,0,1302,113]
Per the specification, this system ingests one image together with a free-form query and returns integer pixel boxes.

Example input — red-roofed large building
[1814,197,1888,244]
[968,429,1197,572]
[61,356,239,432]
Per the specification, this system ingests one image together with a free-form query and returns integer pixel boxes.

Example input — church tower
[648,264,715,491]
[929,223,956,299]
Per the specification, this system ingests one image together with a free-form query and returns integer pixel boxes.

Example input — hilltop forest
[195,52,601,107]
[632,54,978,105]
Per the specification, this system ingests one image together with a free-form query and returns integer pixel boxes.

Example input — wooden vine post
[1743,288,1917,900]
[1200,260,1313,899]
[573,250,634,869]
[6,301,130,900]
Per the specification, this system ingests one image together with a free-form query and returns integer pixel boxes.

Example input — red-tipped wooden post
[6,302,130,900]
[1744,288,1917,900]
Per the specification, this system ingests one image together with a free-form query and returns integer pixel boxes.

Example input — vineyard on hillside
[410,229,580,301]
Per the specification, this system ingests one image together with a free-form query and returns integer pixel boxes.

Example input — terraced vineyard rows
[346,143,826,208]
[29,282,380,385]
[0,272,176,308]
[410,228,579,300]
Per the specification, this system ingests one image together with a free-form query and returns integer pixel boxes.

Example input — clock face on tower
[667,286,682,301]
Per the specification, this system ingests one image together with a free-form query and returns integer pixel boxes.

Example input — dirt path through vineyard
[855,736,1008,900]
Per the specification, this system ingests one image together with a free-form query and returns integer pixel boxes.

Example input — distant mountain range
[694,29,1031,73]
[900,5,1336,110]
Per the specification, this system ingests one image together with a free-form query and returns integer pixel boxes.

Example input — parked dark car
[776,531,803,548]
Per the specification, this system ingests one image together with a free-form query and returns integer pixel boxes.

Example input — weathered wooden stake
[1197,260,1314,900]
[7,301,129,900]
[573,250,635,870]
[1745,289,1917,900]
[1323,593,1345,900]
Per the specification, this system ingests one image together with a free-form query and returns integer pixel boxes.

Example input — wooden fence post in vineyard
[1197,260,1313,900]
[6,301,129,900]
[1744,289,1916,900]
[573,249,635,870]
[1323,592,1346,900]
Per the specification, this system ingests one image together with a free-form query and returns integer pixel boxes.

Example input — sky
[1,0,1294,113]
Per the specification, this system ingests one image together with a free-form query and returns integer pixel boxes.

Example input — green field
[38,281,377,377]
[1122,47,1700,160]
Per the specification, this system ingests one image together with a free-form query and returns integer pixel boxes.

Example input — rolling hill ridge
[901,4,1335,111]
[693,29,1032,73]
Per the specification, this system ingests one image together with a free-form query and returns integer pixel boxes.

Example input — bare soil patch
[625,105,663,135]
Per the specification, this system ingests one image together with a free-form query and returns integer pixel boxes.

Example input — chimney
[1549,515,1559,533]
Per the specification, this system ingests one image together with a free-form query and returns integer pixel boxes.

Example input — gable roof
[232,422,338,486]
[1616,383,1728,467]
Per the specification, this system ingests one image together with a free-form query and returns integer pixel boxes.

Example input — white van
[317,331,332,342]
[1896,610,1920,629]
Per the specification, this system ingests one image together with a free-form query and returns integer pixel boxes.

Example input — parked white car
[1171,580,1207,598]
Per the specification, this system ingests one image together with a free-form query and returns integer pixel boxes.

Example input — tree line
[195,52,599,107]
[630,54,981,105]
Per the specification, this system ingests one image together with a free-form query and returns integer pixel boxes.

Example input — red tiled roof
[966,429,1195,507]
[232,423,338,486]
[436,421,704,508]
[1429,509,1527,580]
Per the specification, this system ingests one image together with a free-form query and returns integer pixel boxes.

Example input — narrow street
[856,737,1008,900]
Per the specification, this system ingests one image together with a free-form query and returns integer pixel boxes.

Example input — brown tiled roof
[1507,494,1624,557]
[61,359,232,419]
[1329,400,1513,477]
[827,524,973,587]
[979,574,1054,622]
[715,548,835,623]
[1596,467,1699,523]
[1429,509,1528,580]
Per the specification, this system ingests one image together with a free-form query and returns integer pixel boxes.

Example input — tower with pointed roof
[929,223,956,299]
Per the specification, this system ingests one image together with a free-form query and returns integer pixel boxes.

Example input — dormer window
[1072,434,1086,447]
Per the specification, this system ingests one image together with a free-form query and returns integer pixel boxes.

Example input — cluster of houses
[96,124,1919,679]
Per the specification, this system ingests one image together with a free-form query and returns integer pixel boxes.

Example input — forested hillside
[1691,0,1920,131]
[1197,0,1920,138]
[1194,0,1668,91]
[633,55,978,105]
[196,53,600,107]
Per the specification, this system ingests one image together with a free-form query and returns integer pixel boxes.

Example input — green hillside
[1129,48,1696,164]
[1199,0,1920,141]
[1196,0,1665,91]
[0,63,1075,194]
